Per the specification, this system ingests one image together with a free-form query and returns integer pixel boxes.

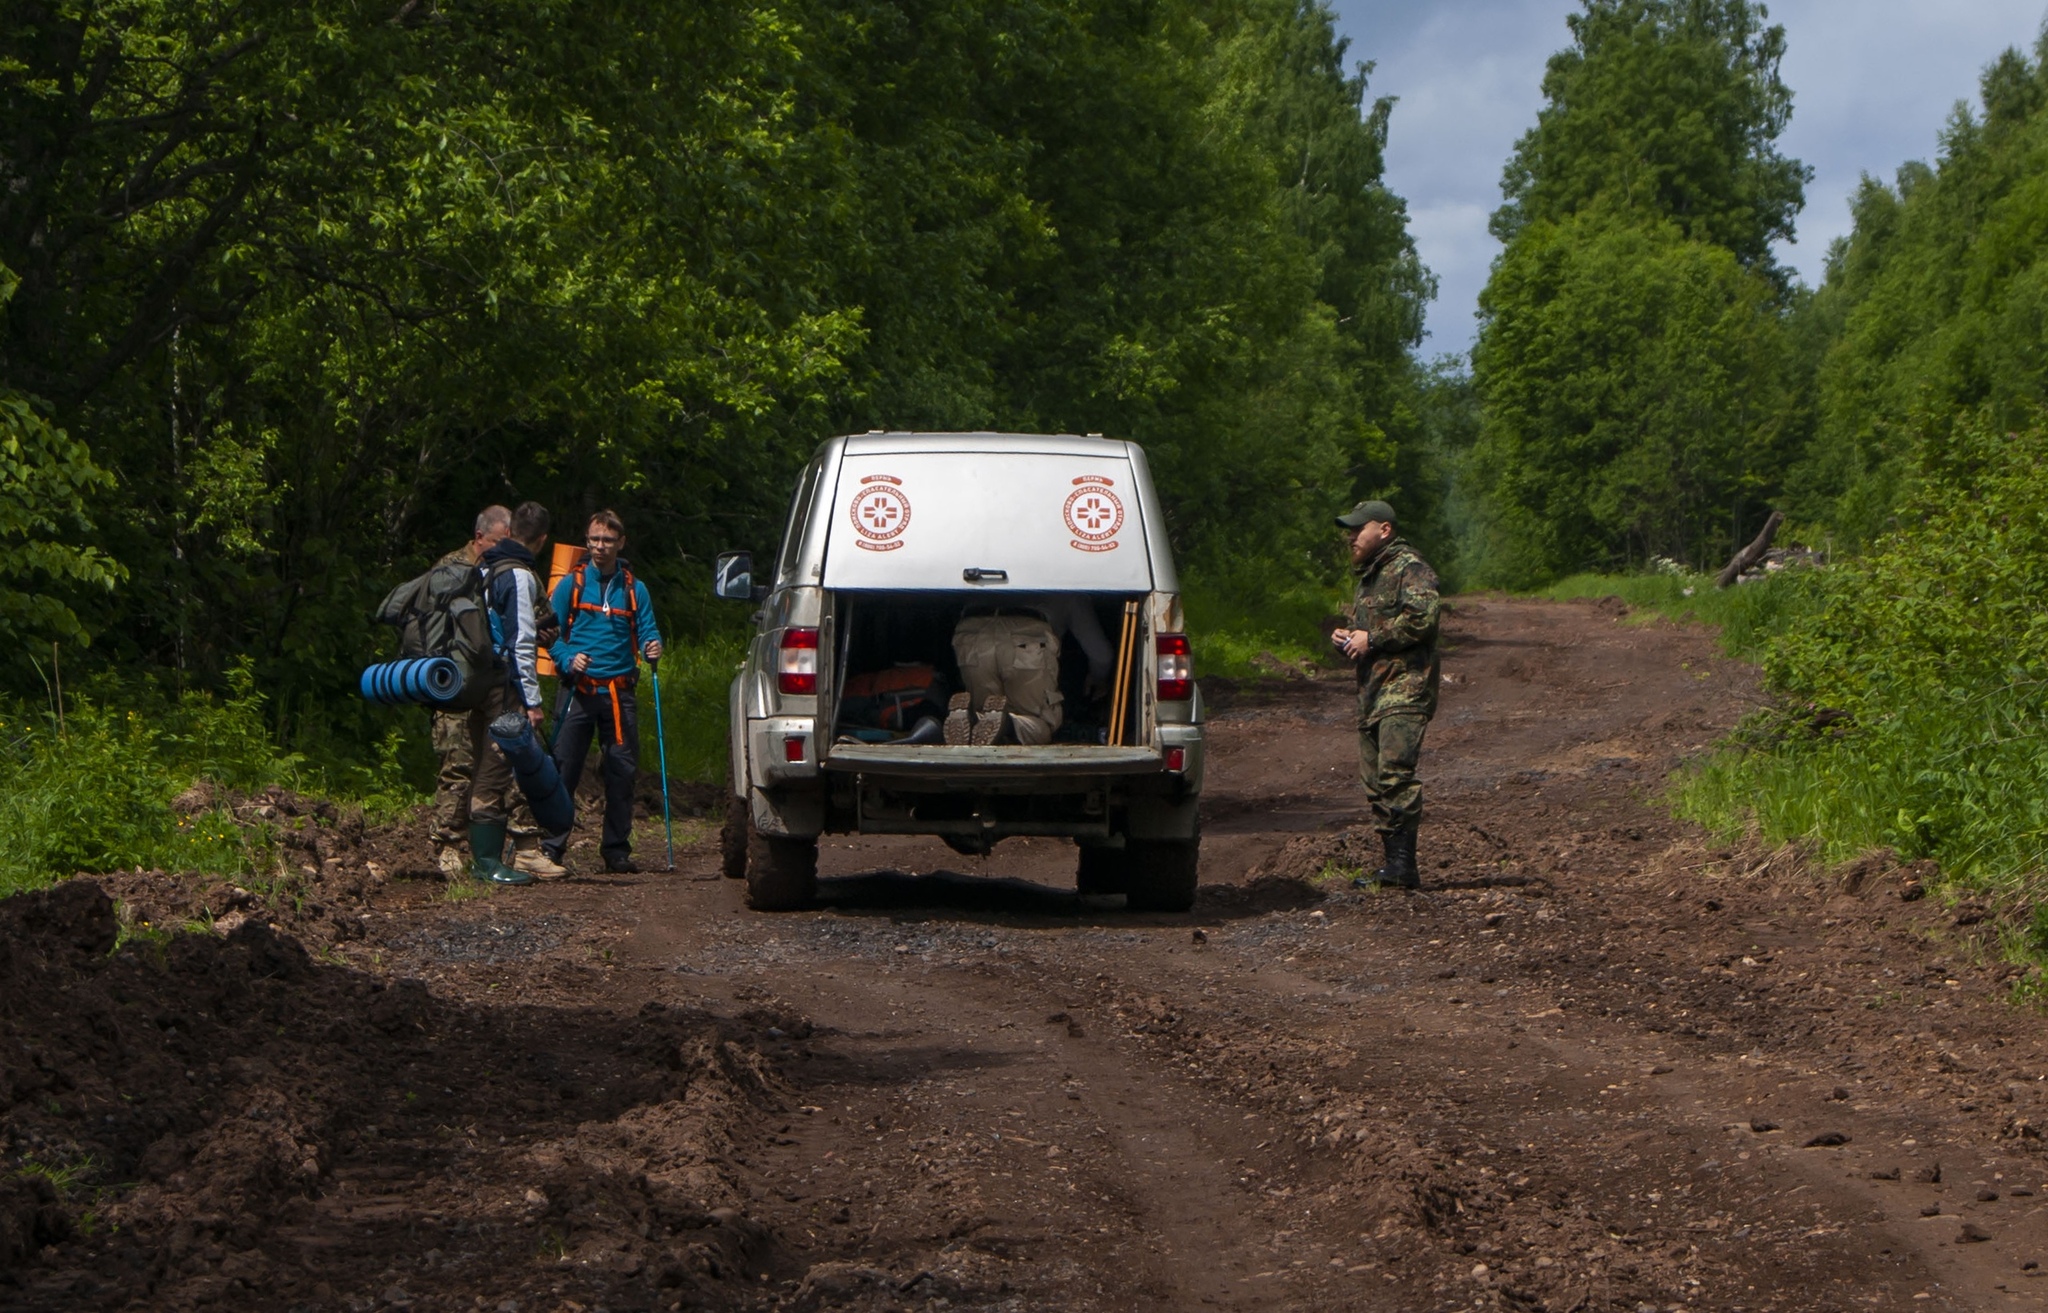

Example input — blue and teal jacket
[548,562,662,682]
[481,539,546,710]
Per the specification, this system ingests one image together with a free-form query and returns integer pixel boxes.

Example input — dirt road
[8,596,2048,1311]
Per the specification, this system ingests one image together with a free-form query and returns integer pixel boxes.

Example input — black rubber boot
[1352,822,1419,890]
[1386,821,1420,889]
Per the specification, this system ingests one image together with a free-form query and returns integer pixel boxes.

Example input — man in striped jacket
[543,509,664,874]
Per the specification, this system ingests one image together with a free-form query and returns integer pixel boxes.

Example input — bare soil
[7,595,2048,1312]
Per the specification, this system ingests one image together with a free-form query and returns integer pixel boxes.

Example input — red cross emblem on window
[849,485,910,542]
[1063,484,1124,542]
[863,496,898,530]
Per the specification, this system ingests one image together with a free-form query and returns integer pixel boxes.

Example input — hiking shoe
[604,856,642,874]
[435,845,468,880]
[972,695,1009,746]
[513,848,569,880]
[943,692,973,745]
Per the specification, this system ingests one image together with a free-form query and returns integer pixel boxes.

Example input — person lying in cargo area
[947,597,1112,745]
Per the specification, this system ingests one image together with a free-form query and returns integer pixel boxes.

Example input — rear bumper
[822,743,1166,780]
[751,725,1203,843]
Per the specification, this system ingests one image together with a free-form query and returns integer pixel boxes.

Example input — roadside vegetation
[1556,415,2048,910]
[1448,2,2048,927]
[1662,420,2048,909]
[0,663,424,898]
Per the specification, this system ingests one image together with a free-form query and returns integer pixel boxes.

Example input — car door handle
[962,568,1009,583]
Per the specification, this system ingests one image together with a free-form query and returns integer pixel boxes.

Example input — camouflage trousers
[1357,710,1428,834]
[430,687,541,850]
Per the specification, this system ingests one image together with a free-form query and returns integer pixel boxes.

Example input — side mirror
[713,551,755,601]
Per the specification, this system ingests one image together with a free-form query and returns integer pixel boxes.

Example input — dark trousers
[545,681,639,865]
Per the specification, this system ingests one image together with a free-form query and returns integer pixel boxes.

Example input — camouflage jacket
[1348,536,1441,724]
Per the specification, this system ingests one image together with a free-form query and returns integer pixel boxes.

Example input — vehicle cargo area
[822,591,1150,757]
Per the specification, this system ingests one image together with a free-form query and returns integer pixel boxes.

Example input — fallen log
[1716,510,1784,589]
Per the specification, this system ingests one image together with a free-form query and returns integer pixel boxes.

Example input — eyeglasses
[587,534,621,545]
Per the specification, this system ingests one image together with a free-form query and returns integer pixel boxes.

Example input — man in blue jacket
[471,500,565,883]
[543,509,664,873]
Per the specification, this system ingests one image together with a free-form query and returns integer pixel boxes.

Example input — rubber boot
[1386,821,1420,889]
[468,819,532,886]
[1352,822,1419,891]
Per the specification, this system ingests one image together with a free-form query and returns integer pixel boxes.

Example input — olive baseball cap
[1335,499,1396,529]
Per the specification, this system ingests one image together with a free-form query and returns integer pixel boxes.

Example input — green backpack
[374,559,506,710]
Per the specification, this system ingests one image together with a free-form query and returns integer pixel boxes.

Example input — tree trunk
[1715,510,1784,589]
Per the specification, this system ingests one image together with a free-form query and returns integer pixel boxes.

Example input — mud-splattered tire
[1075,843,1130,896]
[745,829,818,910]
[1124,837,1199,912]
[719,793,749,880]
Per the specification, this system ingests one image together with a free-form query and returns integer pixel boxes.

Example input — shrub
[0,660,391,895]
[1181,560,1345,681]
[1676,416,2048,893]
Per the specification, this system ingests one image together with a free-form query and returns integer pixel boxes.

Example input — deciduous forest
[7,0,2048,909]
[2,0,1436,882]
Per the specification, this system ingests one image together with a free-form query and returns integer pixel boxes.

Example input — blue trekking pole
[647,653,676,871]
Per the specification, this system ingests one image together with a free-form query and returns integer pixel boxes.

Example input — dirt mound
[0,878,792,1311]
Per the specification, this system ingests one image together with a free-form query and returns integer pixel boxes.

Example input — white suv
[715,431,1206,911]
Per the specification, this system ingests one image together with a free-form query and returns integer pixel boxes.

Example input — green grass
[0,698,276,898]
[1537,567,1820,659]
[638,628,748,785]
[1672,685,2048,894]
[1182,564,1344,680]
[0,661,422,898]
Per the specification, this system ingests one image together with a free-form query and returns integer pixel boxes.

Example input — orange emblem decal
[851,482,910,552]
[1064,482,1123,552]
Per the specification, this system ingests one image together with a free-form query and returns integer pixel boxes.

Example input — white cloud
[1326,0,2048,353]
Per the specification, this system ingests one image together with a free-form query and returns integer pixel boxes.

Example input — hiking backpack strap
[564,563,642,654]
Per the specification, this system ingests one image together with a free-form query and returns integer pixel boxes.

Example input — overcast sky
[1325,0,2048,355]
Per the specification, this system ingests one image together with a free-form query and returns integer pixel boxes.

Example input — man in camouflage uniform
[1329,499,1440,889]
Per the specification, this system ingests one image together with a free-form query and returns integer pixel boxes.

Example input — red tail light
[1164,746,1186,772]
[778,627,819,694]
[1156,633,1192,701]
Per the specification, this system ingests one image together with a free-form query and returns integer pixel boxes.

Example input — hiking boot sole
[972,696,1008,746]
[943,692,972,746]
